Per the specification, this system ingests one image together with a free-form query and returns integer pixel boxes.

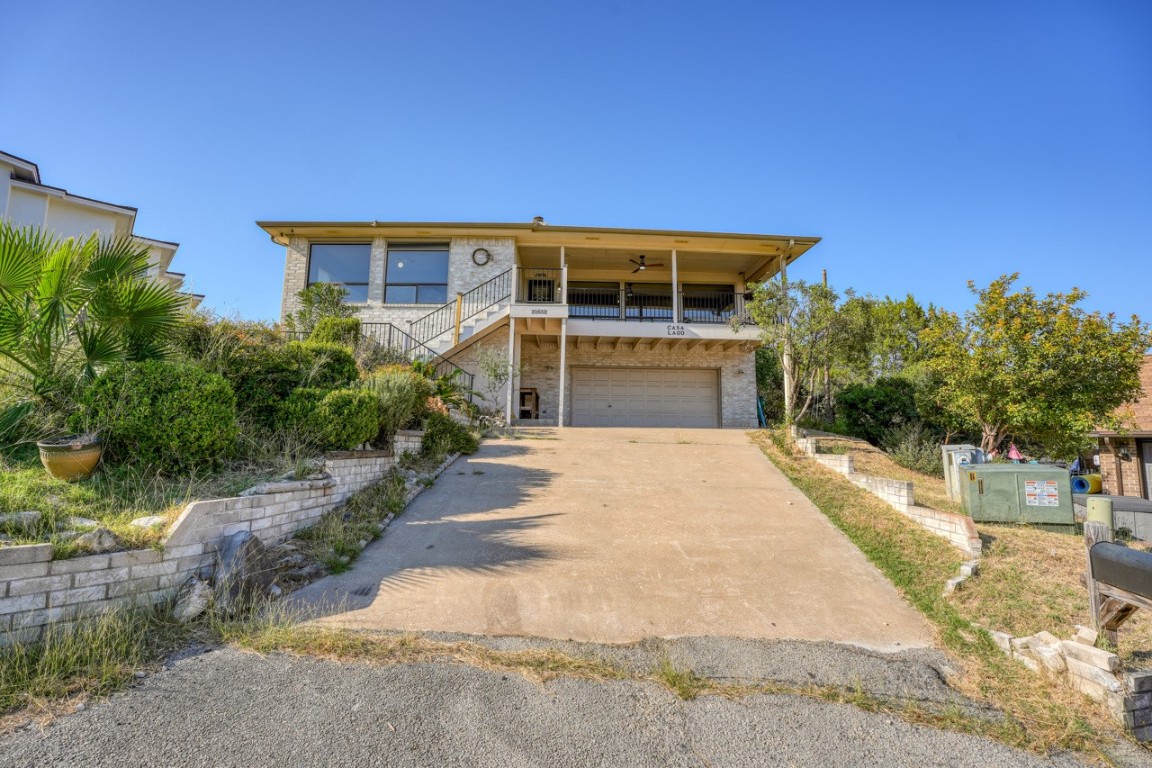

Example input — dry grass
[808,433,1152,662]
[751,430,1121,758]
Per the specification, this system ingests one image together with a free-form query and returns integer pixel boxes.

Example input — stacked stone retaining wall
[0,449,396,645]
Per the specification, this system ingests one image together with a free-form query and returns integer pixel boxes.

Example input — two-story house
[1,150,200,306]
[260,219,819,428]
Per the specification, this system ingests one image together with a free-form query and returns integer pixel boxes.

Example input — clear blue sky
[3,0,1149,322]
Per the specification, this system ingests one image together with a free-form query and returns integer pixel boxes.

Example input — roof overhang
[0,150,40,184]
[256,220,819,271]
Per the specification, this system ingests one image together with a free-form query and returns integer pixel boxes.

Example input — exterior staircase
[406,268,513,356]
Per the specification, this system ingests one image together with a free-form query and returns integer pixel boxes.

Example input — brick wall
[1100,437,1145,498]
[0,451,395,645]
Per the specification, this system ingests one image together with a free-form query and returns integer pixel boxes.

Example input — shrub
[288,341,359,390]
[422,411,479,458]
[360,365,434,446]
[73,361,238,472]
[882,423,943,477]
[316,389,379,450]
[837,377,919,446]
[284,283,355,336]
[309,317,361,348]
[277,388,380,452]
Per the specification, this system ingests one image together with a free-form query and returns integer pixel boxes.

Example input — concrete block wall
[394,430,424,457]
[0,450,395,646]
[797,438,982,558]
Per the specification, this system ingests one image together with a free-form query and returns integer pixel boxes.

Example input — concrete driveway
[292,428,934,651]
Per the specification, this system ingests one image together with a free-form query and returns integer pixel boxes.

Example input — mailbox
[1090,543,1152,600]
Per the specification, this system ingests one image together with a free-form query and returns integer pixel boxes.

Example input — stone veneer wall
[795,437,982,558]
[0,450,396,645]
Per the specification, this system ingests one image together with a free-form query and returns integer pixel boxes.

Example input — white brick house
[260,219,819,428]
[0,150,200,306]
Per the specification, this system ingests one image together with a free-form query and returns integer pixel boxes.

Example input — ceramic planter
[37,434,103,481]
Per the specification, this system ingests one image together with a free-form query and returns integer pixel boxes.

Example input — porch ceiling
[518,245,780,281]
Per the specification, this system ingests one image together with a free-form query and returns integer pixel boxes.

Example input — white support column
[671,248,679,322]
[558,318,568,427]
[511,264,520,304]
[505,317,516,424]
[560,246,567,303]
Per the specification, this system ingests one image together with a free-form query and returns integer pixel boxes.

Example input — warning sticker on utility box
[1024,479,1060,507]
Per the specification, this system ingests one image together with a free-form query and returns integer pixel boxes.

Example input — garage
[570,368,720,427]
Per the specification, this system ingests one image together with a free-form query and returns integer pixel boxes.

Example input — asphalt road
[0,637,1092,768]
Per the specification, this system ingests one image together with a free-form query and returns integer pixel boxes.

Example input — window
[308,243,371,302]
[385,244,449,304]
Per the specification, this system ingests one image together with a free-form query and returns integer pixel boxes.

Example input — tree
[749,278,866,425]
[0,224,187,440]
[284,283,355,336]
[919,274,1149,457]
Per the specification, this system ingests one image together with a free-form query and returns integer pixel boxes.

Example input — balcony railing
[517,267,564,303]
[563,288,752,325]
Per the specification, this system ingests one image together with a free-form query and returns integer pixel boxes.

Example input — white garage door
[570,368,720,428]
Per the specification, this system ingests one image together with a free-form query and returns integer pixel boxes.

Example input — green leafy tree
[749,278,867,425]
[0,224,187,439]
[920,274,1150,457]
[284,283,355,336]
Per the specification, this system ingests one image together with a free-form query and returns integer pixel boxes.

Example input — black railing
[565,288,753,325]
[360,322,475,391]
[408,268,512,345]
[517,268,564,303]
[679,291,751,325]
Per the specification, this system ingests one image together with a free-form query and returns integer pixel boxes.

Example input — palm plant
[0,223,187,441]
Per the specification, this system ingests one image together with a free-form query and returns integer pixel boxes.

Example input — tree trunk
[980,425,1004,455]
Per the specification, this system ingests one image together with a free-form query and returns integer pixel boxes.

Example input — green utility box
[960,465,1075,527]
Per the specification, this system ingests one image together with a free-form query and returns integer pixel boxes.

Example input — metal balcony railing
[564,288,753,325]
[517,267,565,303]
[408,268,512,346]
[679,290,751,325]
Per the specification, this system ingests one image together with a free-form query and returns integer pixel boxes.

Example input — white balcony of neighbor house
[511,244,766,343]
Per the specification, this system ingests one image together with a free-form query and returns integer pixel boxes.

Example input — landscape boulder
[173,576,213,622]
[0,511,41,532]
[75,528,121,553]
[214,531,276,613]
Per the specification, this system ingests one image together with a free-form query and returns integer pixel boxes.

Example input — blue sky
[3,0,1149,322]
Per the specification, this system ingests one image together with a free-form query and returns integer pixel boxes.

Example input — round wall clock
[471,247,491,266]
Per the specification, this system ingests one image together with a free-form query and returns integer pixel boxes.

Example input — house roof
[0,150,41,184]
[256,220,820,266]
[1092,354,1152,438]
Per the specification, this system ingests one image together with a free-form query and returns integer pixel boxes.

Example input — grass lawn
[0,445,283,555]
[751,430,1131,757]
[807,434,1152,662]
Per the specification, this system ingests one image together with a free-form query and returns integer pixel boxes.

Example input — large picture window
[385,244,449,304]
[308,243,371,302]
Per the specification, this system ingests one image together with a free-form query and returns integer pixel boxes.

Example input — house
[262,219,818,428]
[0,150,200,307]
[1093,355,1152,499]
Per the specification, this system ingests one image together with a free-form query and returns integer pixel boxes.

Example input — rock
[0,511,41,532]
[357,539,369,550]
[1073,625,1099,646]
[172,576,212,622]
[213,531,275,614]
[129,515,168,529]
[269,584,283,598]
[988,630,1013,654]
[1029,642,1067,673]
[54,530,81,541]
[75,528,121,553]
[65,517,100,529]
[1060,640,1120,672]
[274,553,306,569]
[283,563,325,581]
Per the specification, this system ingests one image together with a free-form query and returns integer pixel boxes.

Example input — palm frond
[0,222,51,299]
[86,235,153,285]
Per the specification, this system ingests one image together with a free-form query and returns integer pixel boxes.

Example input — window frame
[384,242,450,305]
[306,242,372,304]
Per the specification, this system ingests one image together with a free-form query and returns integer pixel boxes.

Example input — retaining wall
[0,449,397,645]
[797,437,982,558]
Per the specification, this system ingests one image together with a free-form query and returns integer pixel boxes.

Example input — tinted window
[384,244,449,304]
[308,243,371,286]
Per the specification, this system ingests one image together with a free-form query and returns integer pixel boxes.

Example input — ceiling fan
[629,254,665,274]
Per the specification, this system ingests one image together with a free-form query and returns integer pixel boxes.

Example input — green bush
[287,341,359,390]
[422,411,479,458]
[277,388,379,451]
[309,317,361,348]
[217,340,359,430]
[73,361,238,472]
[360,365,434,446]
[882,423,943,477]
[837,377,919,446]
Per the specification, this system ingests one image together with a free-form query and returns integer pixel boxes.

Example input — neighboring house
[1093,355,1152,499]
[0,150,200,307]
[260,219,819,428]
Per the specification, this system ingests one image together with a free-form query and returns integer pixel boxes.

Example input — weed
[652,657,707,700]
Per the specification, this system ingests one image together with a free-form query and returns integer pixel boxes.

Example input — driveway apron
[290,428,935,651]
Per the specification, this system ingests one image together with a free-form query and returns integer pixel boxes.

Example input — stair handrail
[408,268,512,346]
[359,322,475,394]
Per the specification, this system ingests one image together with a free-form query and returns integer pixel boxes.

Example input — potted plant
[37,433,103,481]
